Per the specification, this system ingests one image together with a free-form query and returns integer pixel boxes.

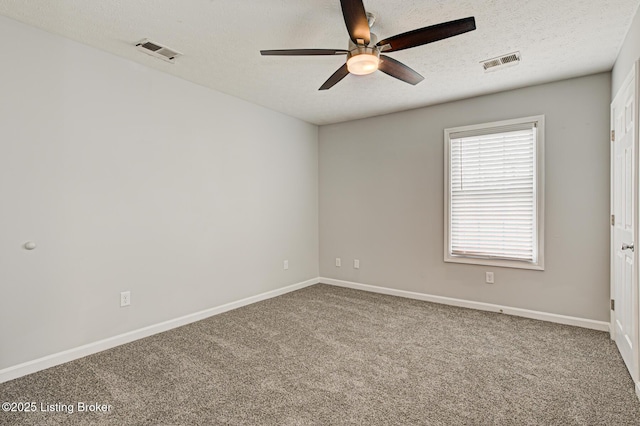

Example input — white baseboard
[0,278,319,384]
[320,278,610,332]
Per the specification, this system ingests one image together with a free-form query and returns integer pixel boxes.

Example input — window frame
[443,115,545,270]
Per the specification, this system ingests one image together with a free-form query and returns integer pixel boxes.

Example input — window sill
[444,255,545,271]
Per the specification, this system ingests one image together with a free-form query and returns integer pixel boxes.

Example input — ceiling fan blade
[261,49,348,56]
[378,55,424,85]
[377,17,476,53]
[319,64,350,90]
[340,0,371,45]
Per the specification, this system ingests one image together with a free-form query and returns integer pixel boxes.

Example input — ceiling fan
[260,0,476,90]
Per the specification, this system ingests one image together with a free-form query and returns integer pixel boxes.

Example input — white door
[611,62,639,383]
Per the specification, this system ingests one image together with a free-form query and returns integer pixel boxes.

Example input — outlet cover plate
[120,291,131,307]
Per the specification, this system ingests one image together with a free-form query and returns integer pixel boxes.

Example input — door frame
[610,60,640,394]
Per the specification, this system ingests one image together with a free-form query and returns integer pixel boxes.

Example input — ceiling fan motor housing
[347,34,380,75]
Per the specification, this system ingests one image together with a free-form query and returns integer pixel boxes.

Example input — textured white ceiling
[1,0,639,125]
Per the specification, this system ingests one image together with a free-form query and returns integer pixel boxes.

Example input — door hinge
[611,214,615,226]
[611,299,615,311]
[611,130,615,142]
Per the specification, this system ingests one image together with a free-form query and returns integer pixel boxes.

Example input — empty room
[2,0,640,424]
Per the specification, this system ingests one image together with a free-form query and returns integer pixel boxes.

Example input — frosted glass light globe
[347,54,380,75]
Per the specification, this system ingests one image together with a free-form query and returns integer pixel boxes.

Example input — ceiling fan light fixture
[347,53,380,75]
[346,43,380,76]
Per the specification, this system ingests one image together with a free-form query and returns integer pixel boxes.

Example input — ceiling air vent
[481,51,521,72]
[135,39,182,63]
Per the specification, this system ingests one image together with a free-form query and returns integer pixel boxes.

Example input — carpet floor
[1,284,640,425]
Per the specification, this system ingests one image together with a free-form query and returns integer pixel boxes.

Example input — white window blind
[448,122,538,263]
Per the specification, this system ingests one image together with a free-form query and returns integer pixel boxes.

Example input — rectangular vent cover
[481,51,521,72]
[135,39,182,63]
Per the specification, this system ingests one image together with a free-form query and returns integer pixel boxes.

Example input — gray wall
[319,73,611,321]
[0,16,319,370]
[612,4,640,96]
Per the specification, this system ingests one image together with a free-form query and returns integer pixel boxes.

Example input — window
[444,116,544,270]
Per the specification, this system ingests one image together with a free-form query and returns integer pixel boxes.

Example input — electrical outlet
[485,272,494,284]
[284,260,289,270]
[336,258,341,267]
[120,291,131,307]
[354,259,360,269]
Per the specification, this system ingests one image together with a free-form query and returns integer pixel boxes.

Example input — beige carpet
[1,284,639,425]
